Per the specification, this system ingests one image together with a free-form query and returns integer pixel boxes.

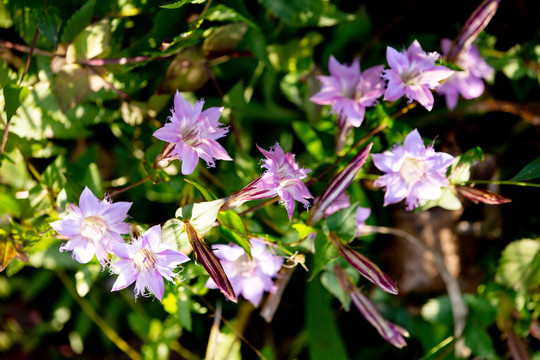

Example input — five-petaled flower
[206,239,283,307]
[110,225,190,301]
[223,143,313,220]
[153,91,232,175]
[310,56,385,128]
[438,38,494,110]
[50,187,132,266]
[383,40,454,111]
[372,129,455,210]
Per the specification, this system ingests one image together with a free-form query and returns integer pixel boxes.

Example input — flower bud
[330,233,398,295]
[334,265,408,348]
[183,221,237,302]
[308,143,372,225]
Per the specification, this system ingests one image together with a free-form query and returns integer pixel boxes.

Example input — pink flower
[438,38,494,109]
[110,225,190,301]
[223,143,313,220]
[372,129,454,210]
[206,239,283,306]
[383,40,454,111]
[153,91,232,175]
[310,56,385,128]
[50,187,132,266]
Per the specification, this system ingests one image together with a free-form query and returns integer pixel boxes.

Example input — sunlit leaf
[65,19,110,63]
[60,0,97,43]
[496,238,540,291]
[160,0,206,9]
[3,84,29,123]
[184,178,217,201]
[0,231,18,272]
[292,121,325,161]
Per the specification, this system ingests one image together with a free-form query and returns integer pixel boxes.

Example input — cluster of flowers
[50,0,501,349]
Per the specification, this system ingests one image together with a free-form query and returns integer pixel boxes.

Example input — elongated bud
[447,0,500,62]
[330,233,398,295]
[308,143,373,225]
[183,221,237,302]
[456,185,511,204]
[334,265,408,348]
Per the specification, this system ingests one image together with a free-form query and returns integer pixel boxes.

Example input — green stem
[55,269,141,360]
[464,179,540,188]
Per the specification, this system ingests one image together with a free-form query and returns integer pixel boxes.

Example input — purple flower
[110,225,190,301]
[153,91,232,175]
[438,38,494,109]
[383,40,454,111]
[223,143,313,220]
[310,56,385,128]
[372,129,454,210]
[50,187,132,266]
[206,239,283,306]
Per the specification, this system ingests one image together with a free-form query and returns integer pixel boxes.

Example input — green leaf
[160,0,206,9]
[496,238,540,291]
[306,275,349,360]
[3,85,29,123]
[41,155,66,193]
[320,269,359,312]
[162,218,190,249]
[292,121,325,161]
[310,232,337,281]
[60,0,97,43]
[184,179,217,201]
[219,226,251,256]
[82,163,103,198]
[176,199,226,235]
[511,156,540,182]
[35,6,60,49]
[65,19,110,63]
[323,202,358,243]
[464,323,498,360]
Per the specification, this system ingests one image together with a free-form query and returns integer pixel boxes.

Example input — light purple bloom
[110,225,190,301]
[50,187,132,266]
[383,40,454,111]
[438,38,494,109]
[153,91,232,175]
[372,129,455,210]
[223,143,313,220]
[310,56,385,128]
[206,239,284,307]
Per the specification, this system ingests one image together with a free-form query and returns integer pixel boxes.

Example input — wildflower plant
[2,0,539,359]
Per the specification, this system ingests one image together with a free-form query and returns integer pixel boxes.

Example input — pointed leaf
[511,156,540,182]
[160,0,206,9]
[35,7,60,49]
[184,178,217,201]
[456,185,511,205]
[3,85,29,123]
[60,0,97,43]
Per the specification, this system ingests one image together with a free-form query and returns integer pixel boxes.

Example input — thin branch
[108,175,151,198]
[362,225,469,357]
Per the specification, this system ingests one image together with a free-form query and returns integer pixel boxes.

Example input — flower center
[133,248,157,271]
[80,216,109,241]
[399,157,426,185]
[235,253,257,277]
